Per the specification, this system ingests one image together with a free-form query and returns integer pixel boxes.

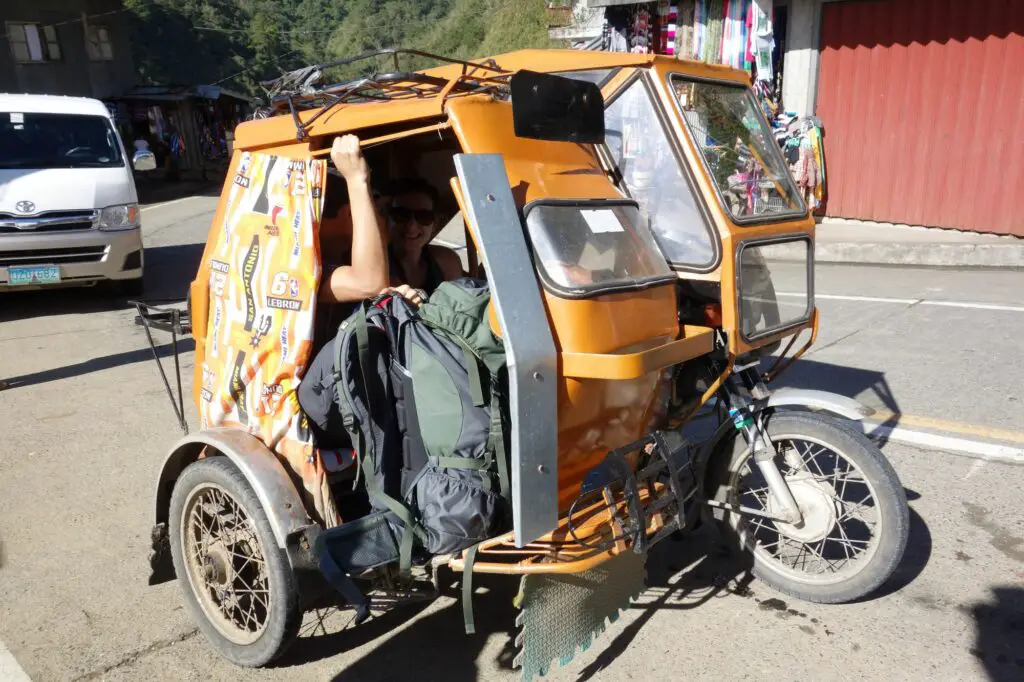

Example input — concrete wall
[778,0,824,117]
[0,0,136,98]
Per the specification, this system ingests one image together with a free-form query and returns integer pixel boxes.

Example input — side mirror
[133,149,157,172]
[510,70,604,144]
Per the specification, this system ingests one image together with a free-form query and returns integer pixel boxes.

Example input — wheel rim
[180,482,271,644]
[730,433,883,586]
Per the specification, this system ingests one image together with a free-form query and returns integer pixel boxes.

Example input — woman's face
[388,191,435,253]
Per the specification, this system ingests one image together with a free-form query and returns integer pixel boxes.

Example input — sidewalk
[813,219,1024,269]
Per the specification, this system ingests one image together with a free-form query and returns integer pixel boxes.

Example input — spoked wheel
[169,457,301,666]
[708,412,909,603]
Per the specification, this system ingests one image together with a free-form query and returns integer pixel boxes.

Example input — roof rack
[258,48,511,140]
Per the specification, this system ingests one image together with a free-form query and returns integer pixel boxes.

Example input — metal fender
[761,388,876,421]
[153,428,312,548]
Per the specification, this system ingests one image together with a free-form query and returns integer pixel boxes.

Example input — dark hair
[385,177,438,207]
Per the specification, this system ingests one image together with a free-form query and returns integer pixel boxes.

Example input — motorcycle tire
[706,411,909,604]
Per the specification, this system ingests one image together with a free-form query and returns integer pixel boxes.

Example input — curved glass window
[525,200,674,297]
[603,78,717,270]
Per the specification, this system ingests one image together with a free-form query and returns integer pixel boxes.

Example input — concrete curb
[771,241,1024,269]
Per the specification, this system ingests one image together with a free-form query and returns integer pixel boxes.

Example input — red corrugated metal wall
[816,0,1024,235]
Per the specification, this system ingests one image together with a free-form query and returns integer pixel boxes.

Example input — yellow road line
[869,410,1024,445]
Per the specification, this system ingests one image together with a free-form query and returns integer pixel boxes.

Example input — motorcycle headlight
[99,203,140,231]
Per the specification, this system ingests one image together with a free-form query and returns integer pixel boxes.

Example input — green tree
[125,0,558,96]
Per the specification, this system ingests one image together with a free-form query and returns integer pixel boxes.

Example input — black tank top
[388,245,445,295]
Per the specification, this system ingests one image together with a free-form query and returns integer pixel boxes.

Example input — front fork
[719,363,804,525]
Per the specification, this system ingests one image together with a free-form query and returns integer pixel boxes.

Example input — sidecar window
[603,78,718,272]
[671,76,805,222]
[524,200,675,298]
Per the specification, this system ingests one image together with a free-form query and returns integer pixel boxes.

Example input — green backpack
[318,278,512,580]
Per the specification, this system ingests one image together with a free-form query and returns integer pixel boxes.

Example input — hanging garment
[793,137,820,209]
[723,0,741,68]
[703,0,725,63]
[666,3,678,55]
[745,1,754,64]
[678,0,695,58]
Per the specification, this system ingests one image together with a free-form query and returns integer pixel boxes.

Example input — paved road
[1,196,1022,681]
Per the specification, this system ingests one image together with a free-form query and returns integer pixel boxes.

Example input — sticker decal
[267,296,301,311]
[241,234,260,332]
[228,349,249,424]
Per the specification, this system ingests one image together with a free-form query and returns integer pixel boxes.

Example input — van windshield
[0,112,124,169]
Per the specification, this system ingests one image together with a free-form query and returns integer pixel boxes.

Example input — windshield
[604,78,717,270]
[0,112,124,169]
[524,201,674,297]
[671,77,804,221]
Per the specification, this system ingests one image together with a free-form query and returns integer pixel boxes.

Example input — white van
[0,94,147,293]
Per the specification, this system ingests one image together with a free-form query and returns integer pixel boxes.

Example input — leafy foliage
[124,0,559,95]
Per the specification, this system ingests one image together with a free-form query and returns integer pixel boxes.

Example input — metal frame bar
[132,300,190,435]
[453,154,559,547]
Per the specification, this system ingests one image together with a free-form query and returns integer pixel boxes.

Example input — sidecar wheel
[707,412,909,603]
[169,457,301,666]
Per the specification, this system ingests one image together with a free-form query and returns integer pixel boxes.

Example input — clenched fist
[330,134,370,184]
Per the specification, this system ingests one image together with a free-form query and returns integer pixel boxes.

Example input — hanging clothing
[703,0,724,64]
[678,0,696,59]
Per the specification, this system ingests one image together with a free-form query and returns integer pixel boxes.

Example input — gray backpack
[318,278,511,577]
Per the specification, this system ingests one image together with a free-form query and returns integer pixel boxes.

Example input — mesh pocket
[413,466,501,555]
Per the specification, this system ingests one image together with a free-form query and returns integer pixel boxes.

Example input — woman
[384,178,463,294]
[299,136,422,448]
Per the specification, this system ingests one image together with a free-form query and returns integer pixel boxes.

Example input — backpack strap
[343,303,426,575]
[462,543,480,635]
[488,386,511,505]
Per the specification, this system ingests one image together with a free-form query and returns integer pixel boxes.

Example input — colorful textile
[196,152,338,525]
[678,0,696,58]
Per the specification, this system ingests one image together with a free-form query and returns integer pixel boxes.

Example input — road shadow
[0,285,123,323]
[0,339,193,390]
[867,499,931,600]
[0,243,202,323]
[280,527,752,680]
[140,242,205,302]
[969,586,1024,681]
[575,528,754,681]
[770,357,903,448]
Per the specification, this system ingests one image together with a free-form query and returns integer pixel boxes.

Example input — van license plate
[8,265,61,285]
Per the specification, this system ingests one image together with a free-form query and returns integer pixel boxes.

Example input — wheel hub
[203,542,232,588]
[768,475,838,543]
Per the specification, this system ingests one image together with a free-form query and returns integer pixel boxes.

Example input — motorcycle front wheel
[706,412,909,603]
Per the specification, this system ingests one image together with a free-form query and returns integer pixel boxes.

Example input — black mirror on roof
[510,70,605,144]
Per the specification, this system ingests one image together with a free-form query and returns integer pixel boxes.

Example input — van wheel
[169,457,301,667]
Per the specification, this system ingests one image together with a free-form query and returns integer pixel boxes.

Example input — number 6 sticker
[270,272,288,296]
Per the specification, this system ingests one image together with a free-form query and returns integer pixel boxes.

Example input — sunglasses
[389,206,435,226]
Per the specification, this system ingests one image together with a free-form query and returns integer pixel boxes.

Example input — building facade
[1,0,136,100]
